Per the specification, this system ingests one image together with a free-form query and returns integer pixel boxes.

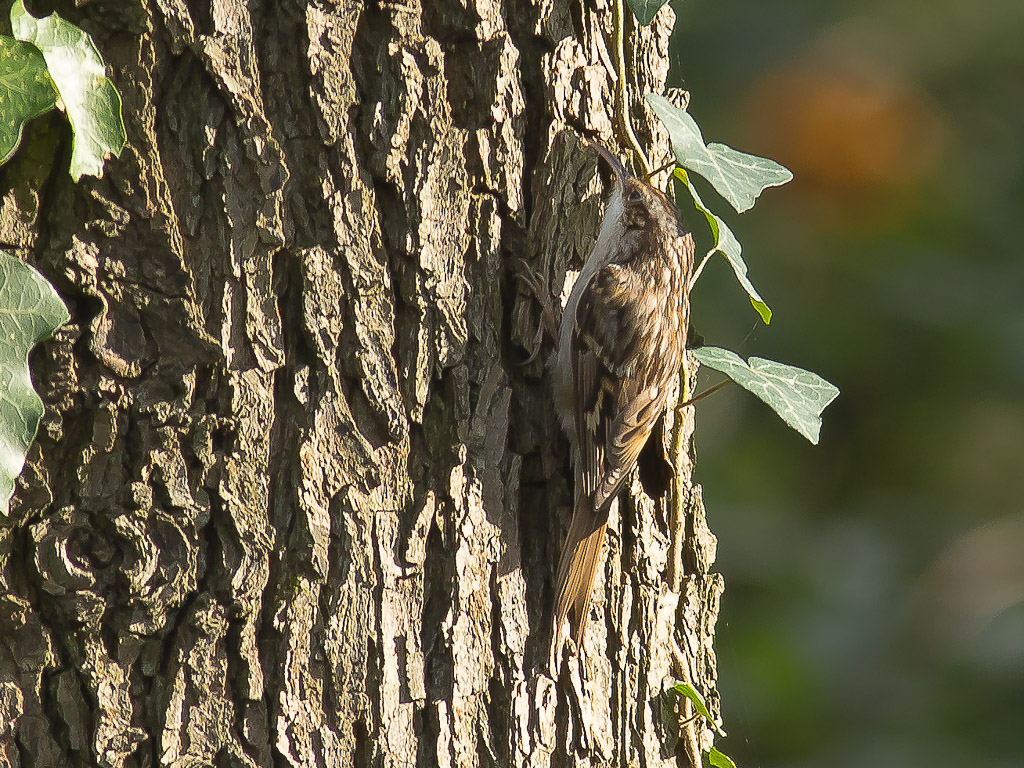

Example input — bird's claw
[517,259,561,348]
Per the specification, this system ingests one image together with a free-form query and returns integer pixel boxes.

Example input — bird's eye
[627,188,643,203]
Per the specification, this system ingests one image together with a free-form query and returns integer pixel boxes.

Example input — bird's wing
[593,366,675,512]
[553,261,678,642]
[576,261,680,512]
[594,232,694,508]
[570,264,629,513]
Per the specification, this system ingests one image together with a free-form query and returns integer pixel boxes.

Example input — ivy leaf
[10,0,126,180]
[670,681,725,736]
[648,94,792,213]
[692,347,839,444]
[676,167,772,324]
[707,747,738,768]
[0,251,69,514]
[0,35,57,165]
[627,0,670,26]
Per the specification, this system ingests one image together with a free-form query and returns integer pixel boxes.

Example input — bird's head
[591,143,681,235]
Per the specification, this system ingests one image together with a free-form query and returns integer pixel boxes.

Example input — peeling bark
[0,0,721,766]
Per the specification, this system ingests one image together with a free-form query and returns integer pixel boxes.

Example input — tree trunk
[0,0,722,766]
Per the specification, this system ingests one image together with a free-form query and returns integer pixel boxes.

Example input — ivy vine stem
[679,378,732,408]
[667,359,689,592]
[613,0,652,176]
[688,247,715,291]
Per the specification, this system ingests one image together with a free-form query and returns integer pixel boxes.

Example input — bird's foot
[517,259,561,361]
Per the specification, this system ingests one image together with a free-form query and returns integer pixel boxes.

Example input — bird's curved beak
[590,142,628,187]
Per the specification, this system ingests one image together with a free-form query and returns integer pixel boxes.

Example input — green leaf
[675,167,772,324]
[670,681,726,736]
[627,0,670,26]
[0,251,69,514]
[0,35,57,165]
[707,747,738,768]
[10,0,125,181]
[649,94,792,213]
[691,347,839,444]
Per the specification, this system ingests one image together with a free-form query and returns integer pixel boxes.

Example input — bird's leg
[517,259,561,357]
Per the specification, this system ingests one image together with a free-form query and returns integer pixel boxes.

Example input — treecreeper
[550,143,695,649]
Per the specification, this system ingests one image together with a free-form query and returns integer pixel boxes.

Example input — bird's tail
[552,495,608,647]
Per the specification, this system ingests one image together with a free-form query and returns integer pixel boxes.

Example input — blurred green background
[668,1,1024,766]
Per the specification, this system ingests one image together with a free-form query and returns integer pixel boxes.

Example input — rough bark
[0,0,722,766]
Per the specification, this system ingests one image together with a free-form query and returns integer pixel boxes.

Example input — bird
[551,142,694,648]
